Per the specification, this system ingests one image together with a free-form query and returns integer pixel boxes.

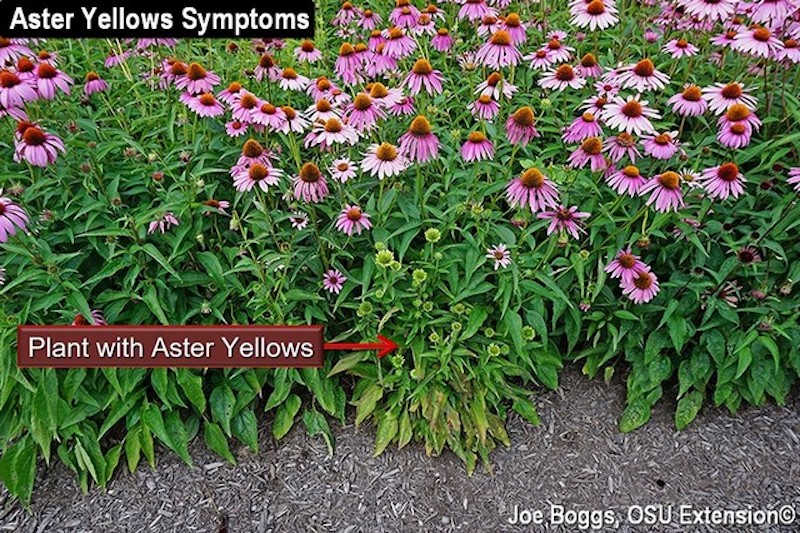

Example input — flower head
[699,162,746,201]
[506,168,560,213]
[323,269,347,294]
[361,142,410,179]
[0,196,28,243]
[336,205,373,235]
[538,205,591,239]
[486,244,512,270]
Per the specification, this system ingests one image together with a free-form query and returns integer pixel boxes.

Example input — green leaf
[232,409,259,453]
[512,398,541,426]
[272,394,302,440]
[461,306,488,340]
[210,384,236,437]
[0,436,37,504]
[327,351,370,377]
[374,411,399,456]
[164,410,192,465]
[675,391,704,430]
[735,347,753,380]
[204,422,236,464]
[303,408,334,456]
[142,285,169,325]
[619,399,652,433]
[757,336,781,373]
[139,243,181,279]
[397,411,413,449]
[177,370,206,413]
[355,384,383,426]
[125,427,142,473]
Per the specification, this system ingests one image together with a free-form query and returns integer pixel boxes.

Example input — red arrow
[323,335,398,358]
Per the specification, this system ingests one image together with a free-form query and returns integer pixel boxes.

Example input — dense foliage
[2,0,800,504]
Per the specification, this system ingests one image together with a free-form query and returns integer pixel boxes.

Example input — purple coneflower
[323,269,347,294]
[180,92,225,118]
[568,137,607,171]
[382,27,417,59]
[202,199,230,216]
[486,244,512,270]
[576,53,603,77]
[391,0,421,27]
[361,143,409,179]
[538,206,591,239]
[330,158,357,182]
[477,15,502,36]
[506,168,560,213]
[148,212,180,234]
[230,92,261,123]
[367,82,404,108]
[736,245,762,264]
[699,162,745,201]
[604,133,640,163]
[733,26,784,59]
[294,163,329,203]
[622,270,660,304]
[702,82,758,115]
[458,0,496,22]
[388,96,416,116]
[461,131,494,162]
[562,112,603,143]
[606,165,647,196]
[255,53,281,82]
[72,310,107,326]
[336,205,372,236]
[279,67,310,92]
[290,211,309,230]
[602,94,660,135]
[306,118,360,148]
[361,9,383,31]
[501,13,528,44]
[234,139,273,172]
[0,71,37,108]
[14,58,36,83]
[334,44,363,86]
[34,63,72,100]
[217,82,245,105]
[679,0,737,21]
[642,131,681,160]
[571,0,619,31]
[613,59,670,92]
[540,64,586,91]
[104,50,130,68]
[0,38,32,64]
[717,121,753,149]
[344,93,386,132]
[13,121,65,167]
[710,29,739,48]
[505,106,540,146]
[469,94,500,121]
[640,171,685,212]
[295,40,323,63]
[668,85,707,116]
[605,248,649,284]
[543,38,574,63]
[749,0,798,24]
[780,38,800,63]
[788,168,800,192]
[719,103,761,130]
[0,196,28,243]
[524,49,557,71]
[476,72,518,100]
[663,38,699,58]
[398,116,440,163]
[83,72,108,95]
[432,28,455,52]
[233,163,282,192]
[403,58,445,96]
[175,63,220,94]
[476,31,522,69]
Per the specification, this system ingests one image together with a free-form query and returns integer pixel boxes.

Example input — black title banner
[0,0,314,38]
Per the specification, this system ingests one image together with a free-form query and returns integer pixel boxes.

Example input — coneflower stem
[416,164,425,217]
